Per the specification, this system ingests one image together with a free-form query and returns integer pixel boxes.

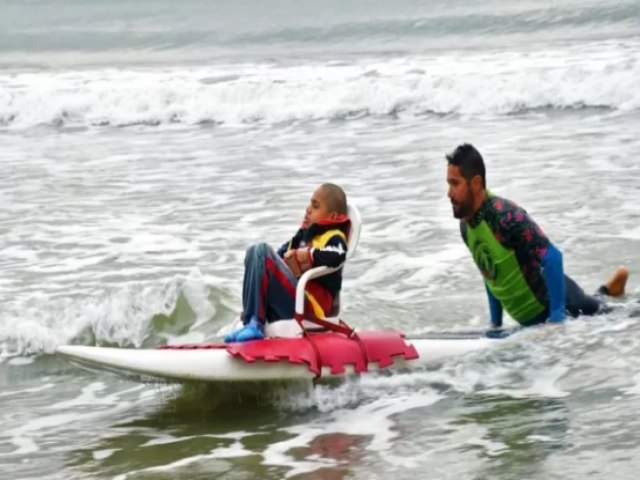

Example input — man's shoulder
[485,193,527,218]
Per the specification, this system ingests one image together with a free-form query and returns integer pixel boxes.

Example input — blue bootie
[224,317,264,343]
[223,329,239,343]
[235,318,265,342]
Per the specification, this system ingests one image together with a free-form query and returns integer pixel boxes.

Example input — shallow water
[2,0,640,478]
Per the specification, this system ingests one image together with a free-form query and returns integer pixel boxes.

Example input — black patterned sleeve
[492,198,550,265]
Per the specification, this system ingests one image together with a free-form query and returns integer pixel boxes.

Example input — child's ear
[329,212,338,220]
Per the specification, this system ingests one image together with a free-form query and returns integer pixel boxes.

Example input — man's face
[302,188,336,228]
[447,164,476,219]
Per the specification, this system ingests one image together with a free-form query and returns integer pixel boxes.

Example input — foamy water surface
[2,0,640,478]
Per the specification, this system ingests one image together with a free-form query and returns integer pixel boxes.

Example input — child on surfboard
[224,183,351,343]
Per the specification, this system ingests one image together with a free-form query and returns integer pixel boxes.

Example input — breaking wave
[1,42,638,129]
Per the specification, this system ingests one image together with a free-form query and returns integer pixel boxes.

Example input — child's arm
[284,233,348,277]
[277,229,303,259]
[276,241,290,259]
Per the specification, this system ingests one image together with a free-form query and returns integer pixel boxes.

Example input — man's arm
[485,283,503,328]
[461,221,503,326]
[500,200,566,323]
[541,243,566,322]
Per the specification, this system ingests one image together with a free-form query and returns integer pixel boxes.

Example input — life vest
[302,228,348,318]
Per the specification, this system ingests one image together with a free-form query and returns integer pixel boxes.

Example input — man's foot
[605,266,629,297]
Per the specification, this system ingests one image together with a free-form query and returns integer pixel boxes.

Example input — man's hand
[547,311,566,324]
[284,247,313,277]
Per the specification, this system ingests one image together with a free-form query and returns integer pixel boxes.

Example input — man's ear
[471,175,484,194]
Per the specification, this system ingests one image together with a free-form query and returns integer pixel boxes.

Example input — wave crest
[0,270,238,357]
[1,45,638,129]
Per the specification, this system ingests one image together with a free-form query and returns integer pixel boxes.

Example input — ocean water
[2,0,640,478]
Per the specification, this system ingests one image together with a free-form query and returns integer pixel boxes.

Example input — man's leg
[564,266,629,318]
[564,275,604,317]
[596,266,629,297]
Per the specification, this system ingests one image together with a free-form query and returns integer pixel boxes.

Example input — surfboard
[55,329,511,383]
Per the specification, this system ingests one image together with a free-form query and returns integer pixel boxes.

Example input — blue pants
[242,243,298,325]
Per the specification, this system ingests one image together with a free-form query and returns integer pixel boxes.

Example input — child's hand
[284,248,313,278]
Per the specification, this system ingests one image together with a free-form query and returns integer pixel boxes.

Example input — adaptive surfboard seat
[265,203,361,338]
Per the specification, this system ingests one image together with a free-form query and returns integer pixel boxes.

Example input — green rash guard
[461,194,550,324]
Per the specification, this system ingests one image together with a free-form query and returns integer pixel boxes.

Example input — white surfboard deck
[56,331,505,383]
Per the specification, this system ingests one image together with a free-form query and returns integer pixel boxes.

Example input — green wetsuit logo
[472,240,497,281]
[465,219,545,323]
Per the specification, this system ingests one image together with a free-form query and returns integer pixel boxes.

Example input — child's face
[302,187,337,228]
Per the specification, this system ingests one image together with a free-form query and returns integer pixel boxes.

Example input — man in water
[445,143,629,328]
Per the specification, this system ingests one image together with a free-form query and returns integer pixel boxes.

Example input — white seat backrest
[345,204,361,260]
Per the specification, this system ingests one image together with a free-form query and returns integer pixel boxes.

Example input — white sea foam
[2,382,156,457]
[480,364,571,398]
[2,1,640,478]
[113,439,253,479]
[0,269,227,356]
[110,430,256,479]
[92,449,118,460]
[262,389,443,477]
[1,41,638,129]
[0,383,53,398]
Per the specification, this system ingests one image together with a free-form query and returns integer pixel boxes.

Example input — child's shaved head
[319,183,347,215]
